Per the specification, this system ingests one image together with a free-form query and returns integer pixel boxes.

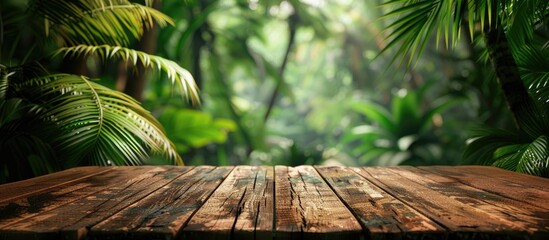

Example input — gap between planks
[183,166,365,240]
[353,166,549,239]
[1,166,199,240]
[1,166,548,240]
[313,165,446,239]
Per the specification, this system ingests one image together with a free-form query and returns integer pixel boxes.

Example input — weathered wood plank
[430,165,549,191]
[182,166,274,240]
[275,165,362,240]
[1,165,548,240]
[419,166,549,210]
[0,167,154,228]
[232,166,275,240]
[0,166,192,240]
[356,167,532,239]
[89,166,233,240]
[0,166,113,203]
[389,166,549,238]
[315,166,444,239]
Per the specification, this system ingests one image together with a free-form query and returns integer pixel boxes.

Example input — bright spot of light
[249,0,259,10]
[396,88,408,97]
[301,0,326,8]
[270,1,295,16]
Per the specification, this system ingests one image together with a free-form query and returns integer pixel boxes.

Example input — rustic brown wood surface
[0,165,547,240]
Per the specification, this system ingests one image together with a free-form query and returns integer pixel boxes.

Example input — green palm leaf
[530,81,549,108]
[381,0,549,67]
[380,0,472,67]
[55,44,199,104]
[465,125,549,177]
[380,0,549,177]
[13,73,182,167]
[493,136,549,177]
[515,43,549,86]
[464,126,528,165]
[29,0,174,46]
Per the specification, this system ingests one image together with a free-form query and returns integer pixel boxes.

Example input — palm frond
[55,45,199,104]
[530,80,549,106]
[492,135,549,177]
[0,96,58,181]
[463,125,531,165]
[504,0,549,46]
[514,43,549,103]
[518,135,549,176]
[505,0,535,45]
[492,144,526,171]
[380,0,549,67]
[380,0,465,66]
[0,66,10,99]
[13,73,182,167]
[29,0,174,46]
[465,124,549,177]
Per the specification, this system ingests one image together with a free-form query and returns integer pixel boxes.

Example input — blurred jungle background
[1,0,548,183]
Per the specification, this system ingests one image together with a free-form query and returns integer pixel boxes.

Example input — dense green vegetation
[1,0,548,182]
[0,0,199,182]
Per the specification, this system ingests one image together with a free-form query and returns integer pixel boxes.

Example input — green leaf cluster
[344,86,463,166]
[381,0,549,67]
[380,0,549,176]
[0,0,199,182]
[158,107,236,153]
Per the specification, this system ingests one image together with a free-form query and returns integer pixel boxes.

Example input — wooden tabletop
[0,165,548,240]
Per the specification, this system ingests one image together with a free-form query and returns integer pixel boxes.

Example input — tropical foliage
[0,0,198,182]
[3,0,548,182]
[380,0,549,176]
[344,85,465,166]
[157,107,236,154]
[142,0,511,171]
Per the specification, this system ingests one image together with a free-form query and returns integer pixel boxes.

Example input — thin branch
[263,13,298,122]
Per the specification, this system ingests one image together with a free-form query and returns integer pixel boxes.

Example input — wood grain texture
[390,166,549,238]
[0,167,153,228]
[430,165,549,191]
[315,166,444,239]
[182,166,274,240]
[419,166,549,210]
[0,166,113,203]
[0,165,548,240]
[1,166,192,240]
[232,166,275,240]
[355,167,536,239]
[274,165,362,240]
[90,166,233,240]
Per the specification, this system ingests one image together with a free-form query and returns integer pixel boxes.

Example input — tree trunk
[189,10,205,90]
[118,1,160,102]
[185,1,213,90]
[484,23,536,131]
